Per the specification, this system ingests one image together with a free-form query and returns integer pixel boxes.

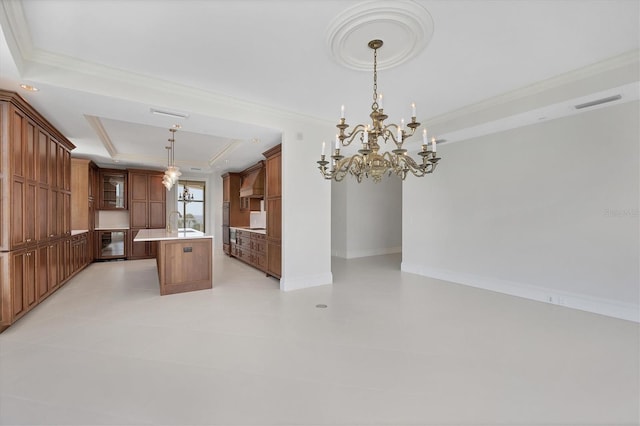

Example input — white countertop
[71,230,89,236]
[134,228,213,242]
[230,226,267,235]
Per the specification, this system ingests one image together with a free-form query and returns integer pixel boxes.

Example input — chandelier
[318,39,441,182]
[179,184,194,203]
[162,126,181,190]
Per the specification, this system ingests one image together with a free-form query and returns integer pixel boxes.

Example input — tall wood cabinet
[71,158,97,263]
[128,169,165,260]
[221,172,245,255]
[0,90,76,332]
[263,144,281,279]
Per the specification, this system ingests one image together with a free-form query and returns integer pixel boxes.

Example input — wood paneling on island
[134,229,212,295]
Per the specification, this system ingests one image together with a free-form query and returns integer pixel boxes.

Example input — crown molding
[0,0,331,130]
[427,49,640,130]
[0,0,32,73]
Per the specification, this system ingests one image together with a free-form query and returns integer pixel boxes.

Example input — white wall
[402,101,639,322]
[331,178,347,257]
[332,177,402,258]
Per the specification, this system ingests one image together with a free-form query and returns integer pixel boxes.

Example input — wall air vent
[574,94,621,110]
[150,108,189,119]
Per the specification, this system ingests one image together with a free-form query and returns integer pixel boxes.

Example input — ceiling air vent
[574,95,621,110]
[150,108,189,119]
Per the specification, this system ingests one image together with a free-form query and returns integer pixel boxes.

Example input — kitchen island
[134,228,213,295]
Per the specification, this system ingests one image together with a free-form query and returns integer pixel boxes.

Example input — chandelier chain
[372,46,378,107]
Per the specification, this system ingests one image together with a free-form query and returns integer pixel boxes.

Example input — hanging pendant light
[162,146,173,190]
[163,126,182,191]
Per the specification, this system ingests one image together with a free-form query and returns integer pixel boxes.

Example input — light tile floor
[0,251,638,425]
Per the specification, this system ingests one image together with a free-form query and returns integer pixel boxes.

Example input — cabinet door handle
[26,238,32,242]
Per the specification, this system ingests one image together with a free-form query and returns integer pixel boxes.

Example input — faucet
[167,211,182,233]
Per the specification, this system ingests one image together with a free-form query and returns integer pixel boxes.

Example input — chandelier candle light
[318,39,441,182]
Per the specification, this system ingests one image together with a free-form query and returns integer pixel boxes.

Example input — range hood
[239,163,265,198]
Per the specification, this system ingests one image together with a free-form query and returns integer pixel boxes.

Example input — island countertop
[134,228,213,242]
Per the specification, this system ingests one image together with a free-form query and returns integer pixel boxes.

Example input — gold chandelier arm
[396,154,428,177]
[334,155,359,181]
[339,124,367,146]
[382,123,419,146]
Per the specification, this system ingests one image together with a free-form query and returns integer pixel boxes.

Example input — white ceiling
[0,0,638,174]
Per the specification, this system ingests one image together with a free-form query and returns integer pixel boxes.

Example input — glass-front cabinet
[99,170,127,210]
[96,230,127,259]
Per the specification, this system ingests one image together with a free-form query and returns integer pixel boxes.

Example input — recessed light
[19,84,39,92]
[251,138,260,144]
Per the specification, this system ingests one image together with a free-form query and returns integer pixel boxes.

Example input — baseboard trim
[333,246,402,259]
[401,262,639,323]
[280,272,333,292]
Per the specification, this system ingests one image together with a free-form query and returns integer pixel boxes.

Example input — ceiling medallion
[326,0,434,71]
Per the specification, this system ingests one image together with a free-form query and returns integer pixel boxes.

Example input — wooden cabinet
[69,232,89,274]
[128,169,165,260]
[36,184,49,242]
[11,248,38,321]
[232,229,267,272]
[71,158,97,262]
[266,150,281,198]
[71,158,97,230]
[98,169,127,210]
[156,238,212,295]
[266,198,281,277]
[41,241,60,294]
[263,144,282,279]
[0,90,76,332]
[221,172,245,255]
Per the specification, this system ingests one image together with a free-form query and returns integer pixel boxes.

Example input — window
[177,180,206,232]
